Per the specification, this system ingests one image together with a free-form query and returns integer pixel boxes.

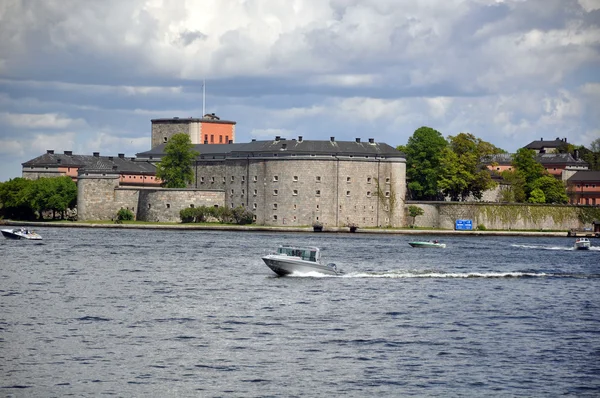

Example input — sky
[1,0,599,182]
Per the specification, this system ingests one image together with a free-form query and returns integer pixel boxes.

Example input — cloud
[0,112,86,129]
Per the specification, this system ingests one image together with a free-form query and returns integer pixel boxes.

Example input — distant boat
[262,246,340,276]
[1,228,43,240]
[574,237,591,250]
[408,240,446,248]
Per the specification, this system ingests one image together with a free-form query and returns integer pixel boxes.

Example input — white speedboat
[574,237,591,250]
[262,246,340,276]
[408,240,446,248]
[1,228,43,240]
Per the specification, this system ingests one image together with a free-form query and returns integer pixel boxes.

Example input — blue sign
[455,219,473,230]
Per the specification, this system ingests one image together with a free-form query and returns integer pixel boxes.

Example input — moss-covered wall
[406,202,600,230]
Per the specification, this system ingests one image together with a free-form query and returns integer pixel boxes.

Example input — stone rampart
[406,202,590,230]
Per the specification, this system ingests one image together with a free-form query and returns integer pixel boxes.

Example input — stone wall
[194,156,406,227]
[137,189,224,222]
[77,173,225,222]
[406,202,587,230]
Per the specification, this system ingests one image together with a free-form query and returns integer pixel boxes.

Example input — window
[163,136,167,143]
[367,191,371,197]
[316,190,321,196]
[231,176,235,182]
[210,134,214,143]
[242,176,245,182]
[211,177,215,183]
[166,203,171,208]
[293,204,297,210]
[367,177,372,184]
[200,176,205,183]
[204,134,208,143]
[273,175,279,182]
[253,189,257,196]
[190,204,194,208]
[385,191,390,197]
[226,135,229,143]
[273,189,278,196]
[347,177,351,183]
[148,204,151,209]
[273,203,278,210]
[241,189,245,196]
[293,190,298,196]
[385,177,390,183]
[253,203,257,210]
[316,176,321,182]
[273,215,278,221]
[219,136,223,143]
[230,189,234,196]
[253,176,258,182]
[316,204,320,210]
[346,191,351,196]
[293,176,298,182]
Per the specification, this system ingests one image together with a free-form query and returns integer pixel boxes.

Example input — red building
[567,171,600,206]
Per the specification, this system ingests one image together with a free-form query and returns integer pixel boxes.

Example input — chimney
[64,150,72,155]
[93,152,100,157]
[118,153,125,158]
[298,136,303,142]
[541,138,543,141]
[47,150,54,154]
[130,157,135,161]
[275,136,280,141]
[281,143,287,149]
[330,137,335,142]
[356,138,361,143]
[251,138,256,142]
[108,156,113,161]
[368,138,375,144]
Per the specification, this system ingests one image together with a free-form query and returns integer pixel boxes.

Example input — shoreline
[1,219,571,237]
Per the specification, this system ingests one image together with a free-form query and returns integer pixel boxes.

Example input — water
[1,228,599,397]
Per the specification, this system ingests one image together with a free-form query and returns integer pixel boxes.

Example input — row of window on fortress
[163,135,230,143]
[198,175,392,184]
[226,188,391,198]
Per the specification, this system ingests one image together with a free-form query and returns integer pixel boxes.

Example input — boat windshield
[277,247,318,262]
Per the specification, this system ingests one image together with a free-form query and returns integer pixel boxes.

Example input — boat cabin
[277,246,320,262]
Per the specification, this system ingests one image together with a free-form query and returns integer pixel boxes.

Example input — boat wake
[511,244,600,251]
[339,270,600,279]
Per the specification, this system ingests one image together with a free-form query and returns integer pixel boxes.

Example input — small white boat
[262,246,340,276]
[1,228,43,240]
[408,240,446,248]
[574,237,591,250]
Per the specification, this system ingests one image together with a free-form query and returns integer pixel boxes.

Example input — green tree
[156,133,199,188]
[500,170,527,202]
[528,188,546,203]
[0,178,36,220]
[407,205,424,227]
[512,148,547,186]
[529,176,568,204]
[403,126,447,200]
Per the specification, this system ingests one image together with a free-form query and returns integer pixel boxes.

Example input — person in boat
[434,240,439,244]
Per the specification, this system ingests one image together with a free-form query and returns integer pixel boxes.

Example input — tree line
[0,176,77,220]
[398,127,600,204]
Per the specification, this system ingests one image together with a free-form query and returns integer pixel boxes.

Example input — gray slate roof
[137,139,404,159]
[568,170,600,182]
[483,153,588,166]
[524,138,567,150]
[22,151,156,174]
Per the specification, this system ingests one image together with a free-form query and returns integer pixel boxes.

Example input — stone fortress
[21,115,599,231]
[77,115,408,226]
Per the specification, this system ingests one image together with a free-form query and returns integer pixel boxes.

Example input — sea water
[1,228,599,397]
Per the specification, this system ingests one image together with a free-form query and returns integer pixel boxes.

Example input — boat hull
[262,255,338,276]
[1,229,43,240]
[574,238,591,250]
[408,242,446,248]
